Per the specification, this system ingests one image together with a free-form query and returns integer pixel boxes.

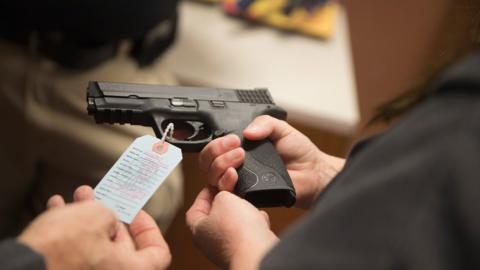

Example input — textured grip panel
[234,139,296,207]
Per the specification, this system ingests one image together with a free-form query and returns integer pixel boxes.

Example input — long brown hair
[369,0,480,125]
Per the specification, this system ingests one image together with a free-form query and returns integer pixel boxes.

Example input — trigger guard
[161,120,212,143]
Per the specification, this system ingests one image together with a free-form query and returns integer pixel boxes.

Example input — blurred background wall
[165,0,455,268]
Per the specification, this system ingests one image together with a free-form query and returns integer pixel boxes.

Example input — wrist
[318,152,345,179]
[312,152,345,198]
[230,231,279,270]
[17,232,44,255]
[18,229,71,270]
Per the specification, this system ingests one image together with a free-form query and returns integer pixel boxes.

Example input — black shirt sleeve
[444,106,480,268]
[0,239,45,270]
[260,52,480,270]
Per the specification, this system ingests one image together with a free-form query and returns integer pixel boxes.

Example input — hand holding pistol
[86,81,296,207]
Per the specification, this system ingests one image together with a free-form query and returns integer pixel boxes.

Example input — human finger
[73,185,95,202]
[46,195,65,209]
[130,210,171,269]
[78,201,119,238]
[113,222,135,247]
[217,167,239,191]
[186,187,217,234]
[129,211,168,250]
[199,134,241,172]
[243,115,292,142]
[259,210,271,228]
[207,148,244,187]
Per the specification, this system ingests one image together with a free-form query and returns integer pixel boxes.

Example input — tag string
[159,123,175,145]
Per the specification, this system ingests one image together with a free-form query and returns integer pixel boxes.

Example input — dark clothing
[0,1,179,68]
[0,239,45,270]
[261,53,480,269]
[0,0,178,43]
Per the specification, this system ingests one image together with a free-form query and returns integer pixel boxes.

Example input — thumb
[243,115,291,142]
[129,211,168,251]
[129,210,171,269]
[259,210,271,228]
[186,186,217,234]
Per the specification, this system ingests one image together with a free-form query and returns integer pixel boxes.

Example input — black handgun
[86,81,296,207]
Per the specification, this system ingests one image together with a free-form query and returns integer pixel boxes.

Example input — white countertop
[163,1,359,135]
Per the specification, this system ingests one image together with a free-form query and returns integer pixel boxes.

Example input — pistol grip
[234,139,296,208]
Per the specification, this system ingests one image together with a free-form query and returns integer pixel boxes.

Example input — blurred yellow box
[221,0,338,39]
[247,0,287,19]
[291,2,338,38]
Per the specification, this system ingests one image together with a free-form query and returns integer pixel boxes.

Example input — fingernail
[246,123,260,133]
[223,135,237,148]
[228,148,242,160]
[218,175,227,190]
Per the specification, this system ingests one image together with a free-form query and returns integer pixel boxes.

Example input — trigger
[186,128,199,140]
[186,121,203,140]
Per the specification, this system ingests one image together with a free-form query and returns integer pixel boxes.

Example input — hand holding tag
[94,134,182,223]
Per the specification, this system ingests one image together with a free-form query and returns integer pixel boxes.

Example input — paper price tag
[94,135,182,224]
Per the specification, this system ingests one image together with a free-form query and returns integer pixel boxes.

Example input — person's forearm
[1,239,46,270]
[313,153,346,197]
[230,233,279,270]
[321,154,346,179]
